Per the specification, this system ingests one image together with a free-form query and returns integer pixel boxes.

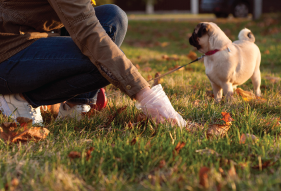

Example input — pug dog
[189,22,261,102]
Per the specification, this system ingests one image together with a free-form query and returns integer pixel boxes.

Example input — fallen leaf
[175,142,186,154]
[239,133,258,144]
[137,113,147,122]
[5,178,19,191]
[199,167,210,188]
[193,100,201,107]
[221,112,234,125]
[131,138,137,145]
[187,51,197,60]
[252,160,275,170]
[264,50,270,55]
[11,127,50,143]
[196,148,220,157]
[86,147,94,161]
[235,88,266,102]
[153,72,163,86]
[207,124,230,138]
[159,160,166,169]
[143,67,152,72]
[68,151,81,159]
[162,55,169,60]
[117,106,127,114]
[147,74,152,81]
[160,42,169,47]
[127,121,133,129]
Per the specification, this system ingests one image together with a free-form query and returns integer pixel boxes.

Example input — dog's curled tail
[238,28,255,43]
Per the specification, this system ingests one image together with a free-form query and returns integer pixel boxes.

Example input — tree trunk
[191,0,199,14]
[253,0,262,20]
[146,0,154,14]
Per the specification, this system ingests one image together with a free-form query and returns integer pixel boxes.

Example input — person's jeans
[0,4,128,108]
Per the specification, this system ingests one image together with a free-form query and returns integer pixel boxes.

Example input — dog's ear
[198,23,214,37]
[197,23,213,38]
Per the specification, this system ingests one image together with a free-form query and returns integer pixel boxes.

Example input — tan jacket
[0,0,149,98]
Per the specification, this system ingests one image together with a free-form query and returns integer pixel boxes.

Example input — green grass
[2,14,281,191]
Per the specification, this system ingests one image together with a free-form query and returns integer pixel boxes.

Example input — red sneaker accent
[91,88,107,111]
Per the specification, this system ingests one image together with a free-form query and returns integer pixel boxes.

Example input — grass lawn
[2,14,281,191]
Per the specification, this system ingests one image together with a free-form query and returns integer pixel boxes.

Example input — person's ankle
[15,93,26,102]
[64,102,78,108]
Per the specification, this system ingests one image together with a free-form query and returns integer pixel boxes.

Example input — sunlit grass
[1,14,281,191]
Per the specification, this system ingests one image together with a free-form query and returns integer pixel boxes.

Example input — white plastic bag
[135,84,186,128]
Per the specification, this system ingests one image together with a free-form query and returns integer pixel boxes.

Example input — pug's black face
[189,23,209,50]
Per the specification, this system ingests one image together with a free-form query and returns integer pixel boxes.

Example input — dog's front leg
[211,82,222,102]
[222,83,234,101]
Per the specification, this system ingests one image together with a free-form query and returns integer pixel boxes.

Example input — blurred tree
[142,0,162,14]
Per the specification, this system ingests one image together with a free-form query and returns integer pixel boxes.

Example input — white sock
[14,94,26,102]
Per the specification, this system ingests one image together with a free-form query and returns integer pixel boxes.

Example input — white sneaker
[56,103,91,121]
[0,94,43,125]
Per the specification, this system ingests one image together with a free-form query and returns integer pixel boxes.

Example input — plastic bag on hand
[135,84,186,128]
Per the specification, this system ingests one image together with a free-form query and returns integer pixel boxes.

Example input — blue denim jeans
[0,4,128,108]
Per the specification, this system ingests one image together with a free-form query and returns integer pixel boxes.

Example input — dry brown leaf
[193,100,201,107]
[196,148,220,157]
[252,160,275,170]
[199,167,210,188]
[86,147,94,161]
[239,133,258,144]
[117,106,127,114]
[265,76,281,84]
[127,121,133,129]
[147,74,152,81]
[235,88,266,102]
[5,178,19,191]
[264,50,270,55]
[143,67,152,72]
[162,55,169,60]
[131,138,137,145]
[160,42,169,47]
[68,151,81,159]
[187,51,197,60]
[175,142,186,154]
[137,113,147,122]
[153,72,163,86]
[11,127,50,143]
[159,160,166,169]
[207,124,230,138]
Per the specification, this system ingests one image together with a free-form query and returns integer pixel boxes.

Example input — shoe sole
[0,94,13,117]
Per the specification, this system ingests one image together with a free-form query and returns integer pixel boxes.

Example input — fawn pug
[189,22,261,101]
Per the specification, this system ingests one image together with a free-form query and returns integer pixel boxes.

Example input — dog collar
[205,49,220,56]
[205,45,231,56]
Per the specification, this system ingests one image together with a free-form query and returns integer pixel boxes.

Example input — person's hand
[135,85,186,128]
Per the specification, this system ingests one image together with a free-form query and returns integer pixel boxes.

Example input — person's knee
[105,4,128,30]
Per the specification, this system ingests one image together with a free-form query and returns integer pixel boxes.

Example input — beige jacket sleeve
[47,0,149,99]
